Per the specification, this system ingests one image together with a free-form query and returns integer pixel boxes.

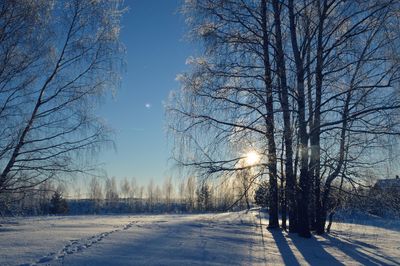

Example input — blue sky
[97,0,193,185]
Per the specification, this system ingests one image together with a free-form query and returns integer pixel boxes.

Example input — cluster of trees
[4,174,259,215]
[84,175,255,213]
[0,1,124,212]
[1,181,68,215]
[7,172,398,219]
[168,0,400,237]
[254,174,400,232]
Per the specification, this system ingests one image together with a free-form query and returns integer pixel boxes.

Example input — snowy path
[61,212,268,266]
[1,210,399,265]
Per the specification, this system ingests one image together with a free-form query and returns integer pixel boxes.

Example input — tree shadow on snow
[269,229,301,266]
[280,231,396,266]
[287,233,345,266]
[321,233,399,266]
[269,228,348,266]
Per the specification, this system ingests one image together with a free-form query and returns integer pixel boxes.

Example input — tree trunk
[312,0,328,235]
[272,0,297,232]
[316,183,331,234]
[261,0,279,229]
[280,141,287,230]
[326,211,334,233]
[288,0,311,238]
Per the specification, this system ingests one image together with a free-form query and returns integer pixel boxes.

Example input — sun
[245,151,260,166]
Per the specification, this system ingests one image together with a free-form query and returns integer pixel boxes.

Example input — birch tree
[0,0,124,202]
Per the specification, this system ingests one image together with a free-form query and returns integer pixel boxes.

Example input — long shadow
[260,207,397,265]
[257,209,301,265]
[259,209,343,265]
[288,233,345,266]
[269,229,301,266]
[321,234,400,266]
[272,226,397,266]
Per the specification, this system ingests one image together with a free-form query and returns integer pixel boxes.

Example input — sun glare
[245,151,260,166]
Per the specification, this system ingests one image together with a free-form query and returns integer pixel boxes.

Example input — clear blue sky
[97,0,193,185]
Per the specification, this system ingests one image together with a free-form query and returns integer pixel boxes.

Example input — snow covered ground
[0,209,399,265]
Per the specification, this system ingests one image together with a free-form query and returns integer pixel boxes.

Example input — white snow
[0,210,399,265]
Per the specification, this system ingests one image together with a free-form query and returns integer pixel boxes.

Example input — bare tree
[120,177,131,200]
[271,0,296,232]
[0,0,124,202]
[314,0,400,233]
[163,176,174,211]
[89,177,103,201]
[168,0,281,227]
[137,184,144,212]
[104,176,118,205]
[186,176,197,212]
[88,176,103,212]
[147,179,155,211]
[236,169,252,210]
[285,0,400,235]
[169,0,400,238]
[129,177,137,208]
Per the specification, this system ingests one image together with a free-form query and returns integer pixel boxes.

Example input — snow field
[0,210,399,265]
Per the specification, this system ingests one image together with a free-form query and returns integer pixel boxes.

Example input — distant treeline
[67,198,246,215]
[0,176,255,216]
[2,196,250,216]
[1,176,399,219]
